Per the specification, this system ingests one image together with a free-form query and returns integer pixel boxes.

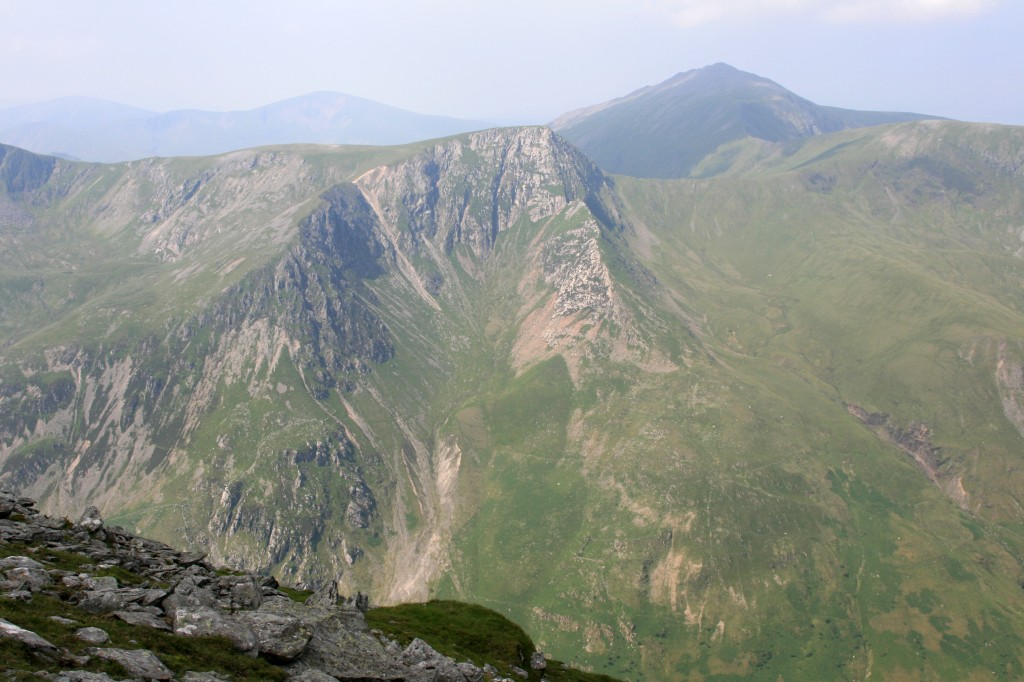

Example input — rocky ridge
[846,404,970,511]
[0,127,639,596]
[0,490,554,682]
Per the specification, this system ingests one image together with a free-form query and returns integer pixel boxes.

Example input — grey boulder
[74,626,110,644]
[87,647,174,680]
[173,605,258,654]
[235,609,312,660]
[78,506,104,532]
[0,617,60,656]
[113,609,172,631]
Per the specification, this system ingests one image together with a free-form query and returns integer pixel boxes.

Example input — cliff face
[355,127,620,260]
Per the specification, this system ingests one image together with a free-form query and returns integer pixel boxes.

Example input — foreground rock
[0,490,496,681]
[1,616,61,656]
[87,648,175,680]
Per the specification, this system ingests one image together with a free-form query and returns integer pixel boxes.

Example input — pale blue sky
[1,0,1021,124]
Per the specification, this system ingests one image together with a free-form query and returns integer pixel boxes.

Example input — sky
[1,0,1022,125]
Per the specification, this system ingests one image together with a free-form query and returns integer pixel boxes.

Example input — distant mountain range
[550,62,940,178]
[0,93,490,162]
[1,64,941,170]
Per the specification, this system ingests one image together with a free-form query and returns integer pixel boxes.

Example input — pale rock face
[996,341,1024,438]
[542,220,613,317]
[136,151,319,263]
[356,127,612,262]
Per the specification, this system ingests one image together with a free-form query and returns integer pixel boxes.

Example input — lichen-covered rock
[86,648,174,680]
[77,506,103,532]
[286,669,342,682]
[305,581,339,609]
[5,565,53,591]
[0,491,15,519]
[0,555,45,570]
[63,574,118,591]
[261,598,404,681]
[113,610,172,631]
[54,672,122,682]
[401,637,483,682]
[180,672,230,681]
[234,609,311,660]
[172,605,258,654]
[457,662,485,682]
[225,576,264,610]
[74,626,110,644]
[0,495,542,682]
[76,587,166,614]
[162,575,216,612]
[401,637,439,666]
[0,617,60,656]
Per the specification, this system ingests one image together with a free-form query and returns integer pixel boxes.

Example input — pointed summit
[551,63,938,178]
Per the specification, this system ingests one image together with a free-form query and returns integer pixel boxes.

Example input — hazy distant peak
[0,96,156,130]
[259,91,362,110]
[656,63,788,95]
[550,62,764,130]
[551,62,939,178]
[0,92,490,162]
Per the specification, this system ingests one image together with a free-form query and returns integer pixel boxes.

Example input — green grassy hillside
[1,121,1024,680]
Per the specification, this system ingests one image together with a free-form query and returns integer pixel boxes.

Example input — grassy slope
[373,121,1024,680]
[572,120,1024,679]
[366,600,620,681]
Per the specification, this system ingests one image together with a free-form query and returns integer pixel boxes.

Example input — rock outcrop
[845,404,970,511]
[0,491,510,682]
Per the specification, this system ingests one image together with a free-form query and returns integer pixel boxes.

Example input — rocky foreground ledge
[0,491,550,682]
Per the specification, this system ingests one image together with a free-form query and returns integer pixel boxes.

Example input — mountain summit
[550,62,937,178]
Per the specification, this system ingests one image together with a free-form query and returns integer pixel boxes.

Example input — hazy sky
[2,0,1021,125]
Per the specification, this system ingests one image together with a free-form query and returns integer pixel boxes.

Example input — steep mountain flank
[2,121,1024,681]
[0,126,654,597]
[551,62,936,178]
